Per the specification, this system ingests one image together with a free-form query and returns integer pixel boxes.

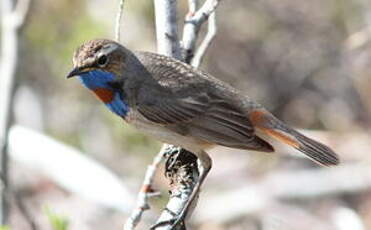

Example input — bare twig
[124,145,167,230]
[154,0,182,60]
[193,0,220,23]
[12,0,31,27]
[0,0,31,224]
[182,0,220,63]
[187,0,198,15]
[13,190,38,230]
[115,0,125,41]
[191,12,217,67]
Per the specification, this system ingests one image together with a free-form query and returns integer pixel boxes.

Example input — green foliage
[44,207,69,230]
[0,226,10,230]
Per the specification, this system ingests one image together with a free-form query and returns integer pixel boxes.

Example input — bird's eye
[97,55,108,67]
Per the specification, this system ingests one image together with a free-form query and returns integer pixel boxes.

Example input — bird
[67,38,339,226]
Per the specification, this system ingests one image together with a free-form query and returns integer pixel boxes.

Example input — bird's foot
[150,207,187,230]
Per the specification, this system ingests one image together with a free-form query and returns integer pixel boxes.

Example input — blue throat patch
[78,70,129,117]
[106,93,129,117]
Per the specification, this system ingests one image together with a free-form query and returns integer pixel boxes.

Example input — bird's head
[67,39,134,117]
[66,39,127,90]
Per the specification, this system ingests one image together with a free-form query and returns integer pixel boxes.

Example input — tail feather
[249,110,340,166]
[291,131,339,166]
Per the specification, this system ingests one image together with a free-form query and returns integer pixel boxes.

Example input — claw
[150,208,186,230]
[150,217,184,230]
[170,216,186,230]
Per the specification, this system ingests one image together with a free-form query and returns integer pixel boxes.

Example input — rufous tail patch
[249,110,300,148]
[260,128,300,148]
[249,110,267,126]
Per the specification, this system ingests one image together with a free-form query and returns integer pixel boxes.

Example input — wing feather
[137,90,257,146]
[134,52,262,149]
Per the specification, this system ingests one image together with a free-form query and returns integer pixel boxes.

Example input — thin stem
[115,0,125,42]
[123,145,168,230]
[191,11,217,67]
[182,0,221,63]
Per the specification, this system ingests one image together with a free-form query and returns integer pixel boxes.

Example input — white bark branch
[182,0,220,63]
[187,0,198,15]
[191,12,217,67]
[154,0,182,60]
[115,0,125,42]
[0,0,31,224]
[13,0,31,27]
[123,146,166,230]
[193,0,220,23]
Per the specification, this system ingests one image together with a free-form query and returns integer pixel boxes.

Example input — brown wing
[135,51,273,151]
[137,93,211,124]
[137,92,273,152]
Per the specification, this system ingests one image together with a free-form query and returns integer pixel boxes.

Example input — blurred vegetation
[44,207,69,230]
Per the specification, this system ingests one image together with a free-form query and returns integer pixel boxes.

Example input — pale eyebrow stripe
[102,44,119,55]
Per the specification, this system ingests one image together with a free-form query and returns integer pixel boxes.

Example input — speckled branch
[153,147,199,230]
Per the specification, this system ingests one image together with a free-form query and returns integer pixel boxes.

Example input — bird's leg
[151,151,212,229]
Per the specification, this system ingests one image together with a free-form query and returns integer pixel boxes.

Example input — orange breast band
[93,88,114,103]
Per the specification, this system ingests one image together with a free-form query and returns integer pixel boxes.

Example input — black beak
[66,67,85,79]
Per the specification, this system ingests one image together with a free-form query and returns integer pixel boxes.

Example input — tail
[249,110,339,166]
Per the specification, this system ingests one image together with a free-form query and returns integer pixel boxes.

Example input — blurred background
[2,0,371,229]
